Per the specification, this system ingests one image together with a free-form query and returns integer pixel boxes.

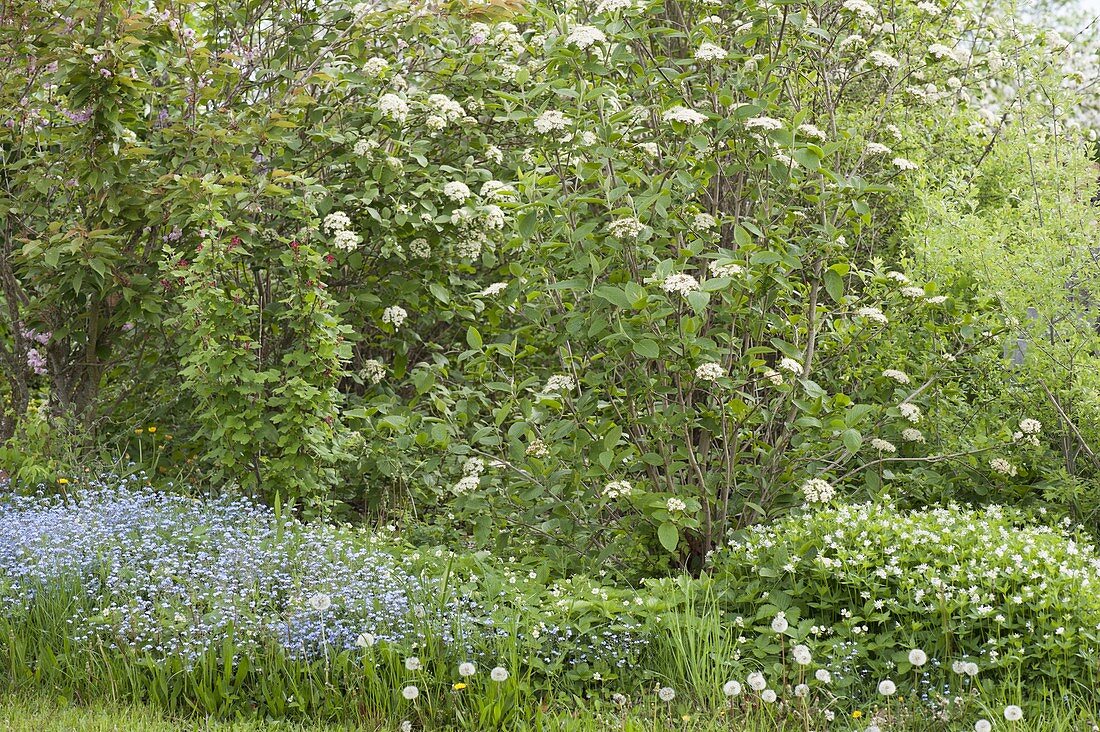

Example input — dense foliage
[5,0,1100,726]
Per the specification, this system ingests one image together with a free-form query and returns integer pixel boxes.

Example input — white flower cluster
[882,369,910,384]
[801,478,836,504]
[662,106,707,125]
[797,123,826,140]
[543,374,576,393]
[661,273,700,296]
[695,362,725,382]
[899,403,922,423]
[842,0,876,18]
[353,138,377,157]
[693,212,718,230]
[990,457,1018,477]
[709,261,744,278]
[363,56,389,78]
[608,217,646,240]
[595,0,637,12]
[869,50,900,69]
[443,181,471,203]
[360,359,385,385]
[866,142,892,155]
[857,306,888,324]
[382,305,408,329]
[901,427,925,443]
[763,368,784,386]
[324,210,361,252]
[378,93,408,123]
[453,457,485,495]
[425,93,466,130]
[745,116,783,131]
[603,480,633,499]
[477,282,508,297]
[534,110,570,133]
[893,157,919,171]
[779,357,803,376]
[694,42,728,62]
[667,497,687,512]
[871,438,897,453]
[566,25,606,49]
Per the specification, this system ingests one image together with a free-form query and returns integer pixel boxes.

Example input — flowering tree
[1,0,1095,561]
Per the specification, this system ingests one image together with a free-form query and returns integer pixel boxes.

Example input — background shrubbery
[5,0,1100,725]
[4,0,1100,574]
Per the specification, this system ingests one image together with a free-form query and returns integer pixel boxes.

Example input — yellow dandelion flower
[852,710,863,719]
[135,428,143,434]
[148,426,157,433]
[452,683,467,691]
[57,478,69,485]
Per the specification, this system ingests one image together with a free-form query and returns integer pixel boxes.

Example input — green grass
[1,692,1098,732]
[0,694,382,731]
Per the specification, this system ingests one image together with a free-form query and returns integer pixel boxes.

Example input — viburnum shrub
[1,0,1094,555]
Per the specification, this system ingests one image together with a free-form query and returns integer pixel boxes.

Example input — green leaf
[632,339,659,359]
[429,283,450,304]
[842,428,862,453]
[594,285,632,308]
[824,269,844,303]
[658,522,679,553]
[466,326,483,350]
